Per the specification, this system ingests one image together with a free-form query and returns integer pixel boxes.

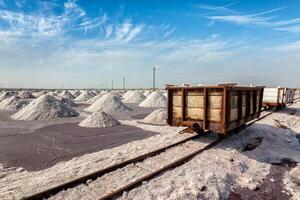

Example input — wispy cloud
[195,1,239,14]
[0,0,174,43]
[203,4,300,34]
[275,25,300,33]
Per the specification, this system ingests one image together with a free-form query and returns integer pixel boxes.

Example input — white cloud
[105,24,113,38]
[205,5,300,34]
[275,25,300,33]
[195,1,239,13]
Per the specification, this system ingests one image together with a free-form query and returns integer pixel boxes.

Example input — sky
[0,0,299,89]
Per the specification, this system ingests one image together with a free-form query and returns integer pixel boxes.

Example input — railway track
[23,107,284,200]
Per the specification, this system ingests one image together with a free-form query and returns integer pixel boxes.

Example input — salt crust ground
[0,102,300,199]
[0,121,186,200]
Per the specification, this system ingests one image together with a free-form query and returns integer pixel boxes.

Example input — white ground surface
[0,100,299,200]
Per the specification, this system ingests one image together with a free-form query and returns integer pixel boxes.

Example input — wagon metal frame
[166,84,264,135]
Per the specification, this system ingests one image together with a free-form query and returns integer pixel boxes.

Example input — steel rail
[23,133,201,200]
[97,106,289,200]
[23,103,293,200]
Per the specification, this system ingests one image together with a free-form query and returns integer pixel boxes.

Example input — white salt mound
[123,91,146,103]
[11,95,79,121]
[79,111,120,128]
[86,92,107,104]
[0,96,29,111]
[109,91,122,100]
[70,90,81,97]
[57,97,78,107]
[58,90,75,99]
[141,109,167,125]
[122,90,133,99]
[32,91,46,98]
[17,91,34,99]
[74,91,95,102]
[143,90,152,97]
[85,93,131,113]
[139,91,167,108]
[0,91,14,102]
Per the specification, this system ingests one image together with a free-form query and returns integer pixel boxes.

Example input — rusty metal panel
[186,95,203,108]
[186,108,204,120]
[208,109,222,121]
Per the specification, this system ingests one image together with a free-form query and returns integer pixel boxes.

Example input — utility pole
[123,77,125,90]
[111,80,114,90]
[153,66,156,91]
[105,81,108,90]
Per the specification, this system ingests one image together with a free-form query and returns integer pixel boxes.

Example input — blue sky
[0,0,299,89]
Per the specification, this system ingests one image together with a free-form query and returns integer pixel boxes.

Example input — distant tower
[153,66,156,91]
[123,77,126,90]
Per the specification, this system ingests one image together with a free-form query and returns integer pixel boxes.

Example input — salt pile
[139,91,167,108]
[58,90,75,99]
[85,92,107,105]
[11,95,79,121]
[17,90,34,99]
[140,109,167,125]
[85,93,131,113]
[0,91,14,102]
[109,91,122,100]
[32,91,46,98]
[47,91,57,97]
[79,111,120,128]
[123,90,146,103]
[143,90,152,97]
[74,91,95,102]
[57,97,78,107]
[122,90,133,99]
[0,96,29,111]
[70,90,81,97]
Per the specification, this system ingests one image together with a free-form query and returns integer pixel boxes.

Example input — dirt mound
[140,109,167,125]
[85,93,131,113]
[123,90,146,103]
[79,111,120,128]
[139,91,167,108]
[11,95,79,121]
[0,96,29,111]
